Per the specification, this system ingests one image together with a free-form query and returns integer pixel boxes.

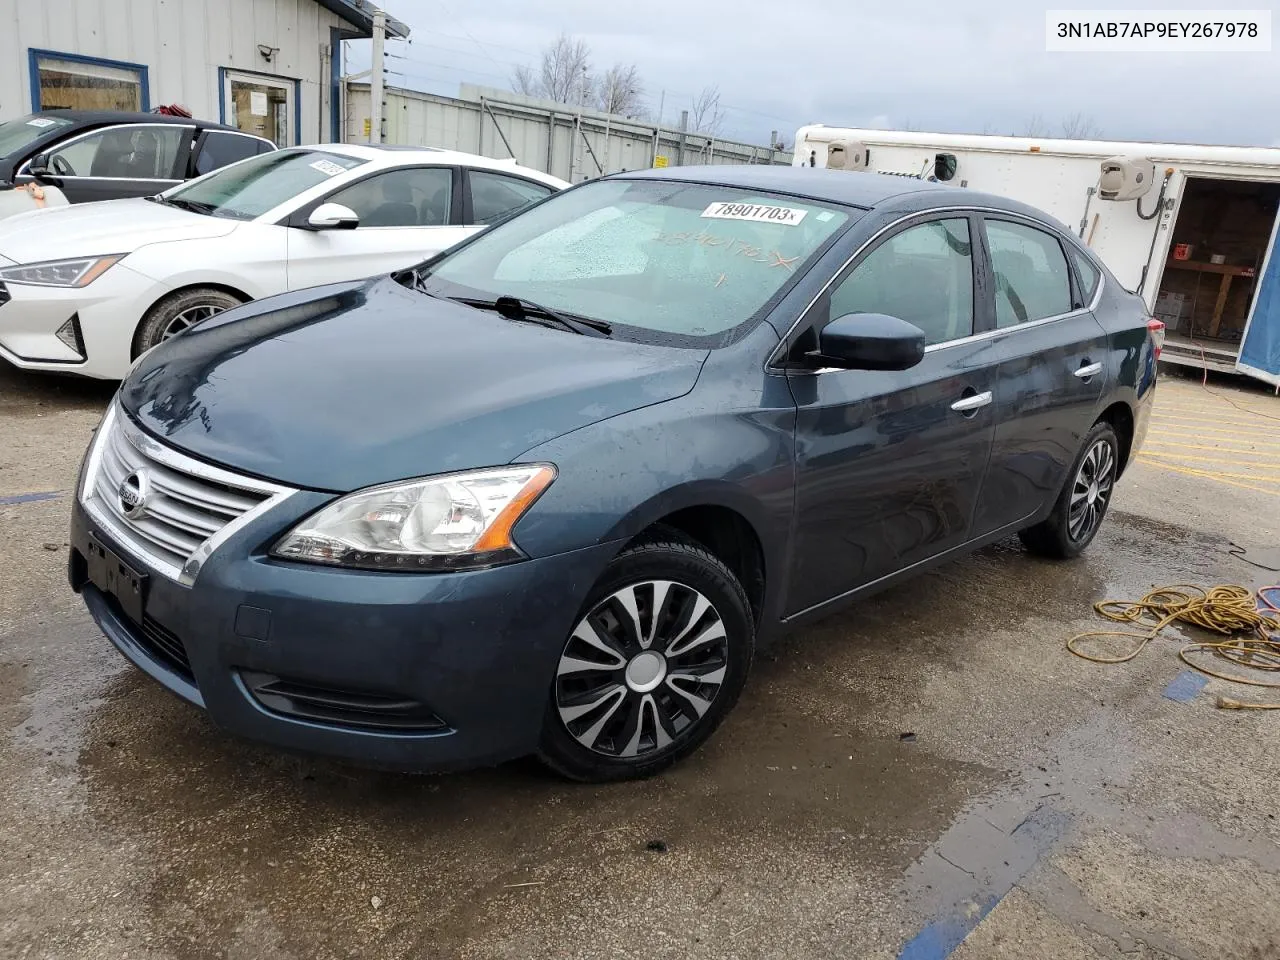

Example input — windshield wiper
[148,195,217,216]
[452,295,612,337]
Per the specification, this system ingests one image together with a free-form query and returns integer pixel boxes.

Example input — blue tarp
[1238,227,1280,386]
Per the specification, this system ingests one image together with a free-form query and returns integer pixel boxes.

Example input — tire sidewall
[134,288,242,357]
[538,540,754,782]
[1054,421,1119,556]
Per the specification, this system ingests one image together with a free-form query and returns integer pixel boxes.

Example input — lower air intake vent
[239,671,448,732]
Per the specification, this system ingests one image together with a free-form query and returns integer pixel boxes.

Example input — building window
[221,70,296,147]
[30,49,148,112]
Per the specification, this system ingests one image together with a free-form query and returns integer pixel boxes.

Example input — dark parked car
[0,111,274,206]
[69,167,1159,781]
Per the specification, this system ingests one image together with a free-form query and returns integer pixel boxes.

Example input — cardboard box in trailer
[793,126,1280,388]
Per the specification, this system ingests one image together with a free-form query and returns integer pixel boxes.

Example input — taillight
[1147,317,1165,359]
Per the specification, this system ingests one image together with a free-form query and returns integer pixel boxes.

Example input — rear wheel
[133,287,243,357]
[538,531,754,782]
[1019,421,1119,559]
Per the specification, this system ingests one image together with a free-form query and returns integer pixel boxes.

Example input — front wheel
[538,531,754,782]
[1019,421,1120,559]
[133,287,244,358]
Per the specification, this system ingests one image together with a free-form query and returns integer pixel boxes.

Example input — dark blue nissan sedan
[70,166,1158,781]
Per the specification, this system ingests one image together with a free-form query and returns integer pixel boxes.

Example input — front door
[970,217,1109,535]
[19,123,189,203]
[784,214,998,617]
[285,166,473,291]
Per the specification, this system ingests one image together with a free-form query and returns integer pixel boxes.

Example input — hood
[0,197,237,262]
[121,277,707,491]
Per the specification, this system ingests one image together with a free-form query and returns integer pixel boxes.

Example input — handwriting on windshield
[652,230,800,272]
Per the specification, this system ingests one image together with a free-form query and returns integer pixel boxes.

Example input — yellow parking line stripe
[1150,413,1280,431]
[1137,452,1280,468]
[1143,439,1280,453]
[1149,423,1279,442]
[1136,457,1280,496]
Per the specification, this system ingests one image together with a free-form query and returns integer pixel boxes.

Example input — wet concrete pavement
[2,367,1279,960]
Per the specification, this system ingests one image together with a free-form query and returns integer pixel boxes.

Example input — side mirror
[810,312,926,371]
[28,153,59,185]
[307,202,359,230]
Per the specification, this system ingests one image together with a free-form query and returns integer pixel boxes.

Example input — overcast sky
[366,0,1279,148]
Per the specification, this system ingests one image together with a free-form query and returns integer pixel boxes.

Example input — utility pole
[369,8,385,144]
[602,73,616,173]
[571,64,587,181]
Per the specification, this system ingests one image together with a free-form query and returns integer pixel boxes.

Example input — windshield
[162,149,368,220]
[0,114,73,160]
[422,179,853,342]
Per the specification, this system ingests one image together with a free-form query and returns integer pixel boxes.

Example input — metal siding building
[0,0,407,145]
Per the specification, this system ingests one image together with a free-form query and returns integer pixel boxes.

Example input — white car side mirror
[307,203,360,230]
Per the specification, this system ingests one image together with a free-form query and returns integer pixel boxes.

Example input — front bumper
[0,262,165,378]
[70,495,620,771]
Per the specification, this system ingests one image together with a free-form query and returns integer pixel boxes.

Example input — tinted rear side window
[1068,246,1102,303]
[985,220,1072,327]
[195,132,264,175]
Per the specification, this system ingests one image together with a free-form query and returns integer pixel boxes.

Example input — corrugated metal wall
[345,83,789,181]
[1,0,349,143]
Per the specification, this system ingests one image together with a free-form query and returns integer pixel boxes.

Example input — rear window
[0,114,73,161]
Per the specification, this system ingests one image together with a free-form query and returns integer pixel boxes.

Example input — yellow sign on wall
[363,118,372,137]
[653,155,669,168]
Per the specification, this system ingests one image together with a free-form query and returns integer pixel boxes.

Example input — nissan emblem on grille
[118,470,151,521]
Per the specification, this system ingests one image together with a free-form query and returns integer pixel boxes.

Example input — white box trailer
[793,125,1280,388]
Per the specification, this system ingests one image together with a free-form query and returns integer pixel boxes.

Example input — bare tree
[509,33,593,105]
[689,85,726,136]
[595,63,645,116]
[1020,114,1051,137]
[1060,111,1102,139]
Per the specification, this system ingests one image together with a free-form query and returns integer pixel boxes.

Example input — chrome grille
[81,404,295,583]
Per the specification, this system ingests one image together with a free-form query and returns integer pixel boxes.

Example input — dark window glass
[829,218,974,346]
[469,170,553,225]
[195,132,264,175]
[986,220,1072,326]
[328,167,454,227]
[1069,245,1102,302]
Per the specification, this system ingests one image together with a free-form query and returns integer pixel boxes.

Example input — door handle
[950,391,993,413]
[1074,362,1103,379]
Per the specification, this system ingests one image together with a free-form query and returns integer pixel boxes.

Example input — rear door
[285,165,471,290]
[18,123,191,203]
[969,216,1110,536]
[783,213,999,616]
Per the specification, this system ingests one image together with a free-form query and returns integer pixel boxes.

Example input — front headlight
[271,464,556,571]
[0,254,125,288]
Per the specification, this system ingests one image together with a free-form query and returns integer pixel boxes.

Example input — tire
[538,529,754,782]
[133,287,244,358]
[1019,421,1120,559]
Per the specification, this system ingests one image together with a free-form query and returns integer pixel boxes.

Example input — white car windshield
[0,114,74,161]
[422,179,853,342]
[160,149,368,221]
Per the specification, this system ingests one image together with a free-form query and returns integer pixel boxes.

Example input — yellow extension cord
[1068,584,1280,710]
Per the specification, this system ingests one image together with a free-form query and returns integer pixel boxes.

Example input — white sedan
[0,144,567,379]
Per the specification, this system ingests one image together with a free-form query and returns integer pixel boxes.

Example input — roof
[614,165,951,209]
[316,0,410,39]
[297,143,570,187]
[797,126,1280,171]
[34,110,238,130]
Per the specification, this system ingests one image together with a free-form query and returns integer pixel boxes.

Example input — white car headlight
[0,254,124,288]
[272,465,556,571]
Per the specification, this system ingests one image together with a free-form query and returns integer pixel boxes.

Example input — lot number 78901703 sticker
[701,201,807,226]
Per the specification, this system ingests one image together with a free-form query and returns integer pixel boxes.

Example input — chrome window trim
[767,204,1105,373]
[17,121,195,181]
[80,401,297,586]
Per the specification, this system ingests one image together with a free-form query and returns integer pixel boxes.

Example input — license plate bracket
[86,534,147,625]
